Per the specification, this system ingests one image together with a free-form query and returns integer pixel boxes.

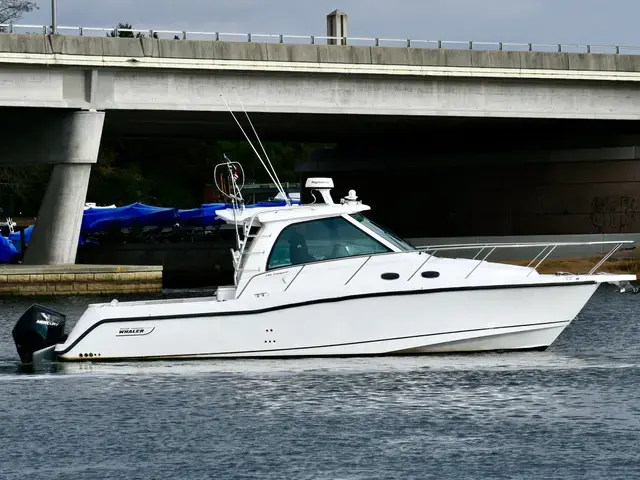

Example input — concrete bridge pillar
[24,163,94,264]
[0,110,105,264]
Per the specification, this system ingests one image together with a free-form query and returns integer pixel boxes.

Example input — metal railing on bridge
[2,23,640,55]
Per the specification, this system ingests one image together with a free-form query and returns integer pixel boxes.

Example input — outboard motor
[12,304,67,363]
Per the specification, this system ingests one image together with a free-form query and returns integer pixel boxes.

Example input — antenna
[219,94,290,204]
[233,89,290,206]
[213,154,246,267]
[214,155,245,203]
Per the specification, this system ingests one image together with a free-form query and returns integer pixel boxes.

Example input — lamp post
[51,0,57,34]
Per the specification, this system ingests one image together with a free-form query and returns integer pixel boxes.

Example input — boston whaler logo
[116,326,155,337]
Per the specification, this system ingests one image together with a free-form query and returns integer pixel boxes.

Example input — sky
[15,0,640,47]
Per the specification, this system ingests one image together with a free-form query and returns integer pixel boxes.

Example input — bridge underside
[105,110,640,241]
[300,147,640,238]
[102,110,640,148]
[6,106,640,147]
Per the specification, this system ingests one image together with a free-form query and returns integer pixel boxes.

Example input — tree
[0,0,37,26]
[108,22,138,38]
[0,164,50,216]
[108,22,158,39]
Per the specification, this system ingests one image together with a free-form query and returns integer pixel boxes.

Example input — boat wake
[0,350,638,380]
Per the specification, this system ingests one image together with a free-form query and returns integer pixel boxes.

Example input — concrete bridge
[1,34,640,118]
[2,33,640,263]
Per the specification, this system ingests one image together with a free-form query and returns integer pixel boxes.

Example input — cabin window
[267,216,391,270]
[349,213,415,252]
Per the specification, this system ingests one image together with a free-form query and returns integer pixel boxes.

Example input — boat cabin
[215,178,416,300]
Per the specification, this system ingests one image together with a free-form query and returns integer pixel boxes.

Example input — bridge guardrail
[2,23,640,55]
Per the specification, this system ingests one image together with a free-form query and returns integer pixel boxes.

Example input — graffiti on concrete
[590,195,639,232]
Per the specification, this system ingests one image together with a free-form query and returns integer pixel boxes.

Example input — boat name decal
[265,270,289,277]
[117,327,155,336]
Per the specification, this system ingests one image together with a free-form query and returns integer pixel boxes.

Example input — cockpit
[266,213,414,270]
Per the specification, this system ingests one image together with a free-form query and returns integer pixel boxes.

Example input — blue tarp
[3,199,301,253]
[82,203,178,234]
[247,199,292,208]
[0,234,18,263]
[8,225,31,253]
[176,203,227,226]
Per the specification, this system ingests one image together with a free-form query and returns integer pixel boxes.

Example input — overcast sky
[18,1,640,47]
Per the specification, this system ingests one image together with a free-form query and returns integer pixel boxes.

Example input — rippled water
[1,287,639,479]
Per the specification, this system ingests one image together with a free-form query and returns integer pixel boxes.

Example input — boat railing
[237,240,636,297]
[232,210,264,285]
[415,240,636,278]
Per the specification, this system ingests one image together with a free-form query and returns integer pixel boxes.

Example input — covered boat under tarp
[82,203,178,233]
[175,203,227,226]
[3,199,300,253]
[0,234,18,263]
[8,225,31,253]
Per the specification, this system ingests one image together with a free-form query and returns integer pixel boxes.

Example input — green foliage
[87,148,151,205]
[0,164,51,216]
[107,22,158,39]
[85,139,313,209]
[215,141,311,184]
[0,138,316,216]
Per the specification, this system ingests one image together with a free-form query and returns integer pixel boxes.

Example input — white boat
[11,99,638,364]
[84,202,116,210]
[12,174,637,363]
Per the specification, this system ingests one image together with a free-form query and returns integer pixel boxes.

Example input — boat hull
[55,282,599,361]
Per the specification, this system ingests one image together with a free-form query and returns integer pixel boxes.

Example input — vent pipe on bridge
[327,10,348,45]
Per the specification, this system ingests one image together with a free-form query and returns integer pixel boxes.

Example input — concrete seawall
[0,265,162,296]
[76,243,233,289]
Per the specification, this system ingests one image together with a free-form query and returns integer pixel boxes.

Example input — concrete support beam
[18,110,105,265]
[4,62,640,119]
[0,110,105,165]
[23,164,92,264]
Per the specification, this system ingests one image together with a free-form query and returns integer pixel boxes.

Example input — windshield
[349,213,415,252]
[266,216,390,270]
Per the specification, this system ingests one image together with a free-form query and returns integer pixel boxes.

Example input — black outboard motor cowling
[12,304,67,363]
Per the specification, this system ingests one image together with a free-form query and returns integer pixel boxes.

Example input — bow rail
[416,240,636,278]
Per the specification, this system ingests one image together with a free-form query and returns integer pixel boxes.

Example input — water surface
[1,287,639,479]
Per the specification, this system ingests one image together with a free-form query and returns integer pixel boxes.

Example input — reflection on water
[0,287,639,479]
